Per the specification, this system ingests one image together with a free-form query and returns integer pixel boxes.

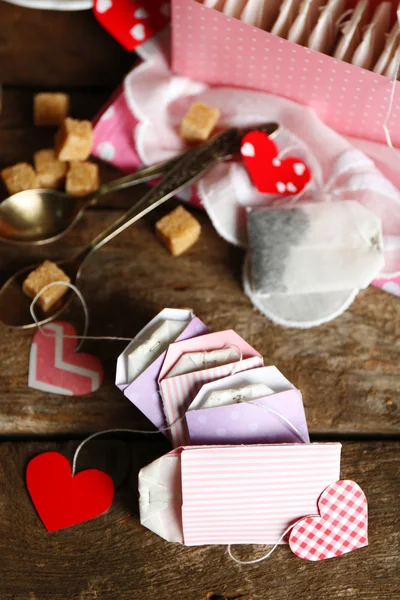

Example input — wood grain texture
[0,439,398,600]
[0,1,133,87]
[0,208,399,435]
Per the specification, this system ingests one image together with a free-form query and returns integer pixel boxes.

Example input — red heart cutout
[289,480,368,561]
[27,452,114,532]
[28,321,103,396]
[240,130,311,196]
[93,0,170,52]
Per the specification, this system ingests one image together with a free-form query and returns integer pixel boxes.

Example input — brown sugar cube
[155,205,201,256]
[65,161,99,197]
[33,149,67,189]
[180,102,220,143]
[55,118,93,162]
[1,162,38,195]
[22,260,70,313]
[34,92,70,126]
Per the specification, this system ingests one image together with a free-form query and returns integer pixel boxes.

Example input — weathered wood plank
[0,2,134,87]
[0,209,399,435]
[0,439,397,600]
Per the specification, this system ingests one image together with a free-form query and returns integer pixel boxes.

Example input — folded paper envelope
[139,443,342,545]
[161,355,264,448]
[159,329,262,381]
[186,388,309,445]
[116,308,208,433]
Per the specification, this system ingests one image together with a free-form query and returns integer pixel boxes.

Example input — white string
[30,281,134,352]
[382,10,400,149]
[227,515,317,565]
[239,398,309,443]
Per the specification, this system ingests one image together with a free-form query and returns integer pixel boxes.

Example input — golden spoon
[0,157,180,245]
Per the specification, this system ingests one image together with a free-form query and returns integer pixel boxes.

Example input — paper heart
[96,0,112,13]
[93,0,170,52]
[289,480,368,561]
[27,452,114,532]
[28,320,103,396]
[240,131,311,196]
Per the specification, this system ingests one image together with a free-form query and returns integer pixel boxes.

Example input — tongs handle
[80,128,240,262]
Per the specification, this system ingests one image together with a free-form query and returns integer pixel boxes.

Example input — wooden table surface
[0,2,399,599]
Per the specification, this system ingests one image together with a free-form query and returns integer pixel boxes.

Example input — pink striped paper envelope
[161,356,264,448]
[159,330,262,381]
[186,389,309,446]
[138,443,342,545]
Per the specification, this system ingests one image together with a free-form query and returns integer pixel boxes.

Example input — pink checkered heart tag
[289,480,368,561]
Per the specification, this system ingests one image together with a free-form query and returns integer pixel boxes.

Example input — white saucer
[4,0,92,10]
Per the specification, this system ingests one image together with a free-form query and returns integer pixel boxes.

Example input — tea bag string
[227,514,318,565]
[382,9,400,149]
[30,281,136,352]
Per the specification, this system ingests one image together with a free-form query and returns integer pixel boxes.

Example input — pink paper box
[171,0,400,146]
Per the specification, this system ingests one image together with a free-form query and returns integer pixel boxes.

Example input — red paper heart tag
[93,0,170,51]
[240,130,311,196]
[28,320,103,396]
[289,480,368,560]
[26,452,114,532]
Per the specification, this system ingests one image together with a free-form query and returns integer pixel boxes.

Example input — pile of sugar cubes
[1,93,99,197]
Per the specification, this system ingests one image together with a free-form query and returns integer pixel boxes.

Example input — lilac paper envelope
[116,308,208,433]
[186,389,309,445]
[159,330,262,381]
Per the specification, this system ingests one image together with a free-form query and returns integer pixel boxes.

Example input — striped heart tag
[28,321,103,396]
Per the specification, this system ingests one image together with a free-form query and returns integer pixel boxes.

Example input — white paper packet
[287,0,325,45]
[223,0,248,18]
[271,0,303,38]
[165,348,240,378]
[247,200,384,296]
[307,0,346,54]
[202,0,226,10]
[240,0,281,31]
[385,45,400,79]
[196,383,274,409]
[333,0,369,62]
[374,21,400,74]
[351,2,391,70]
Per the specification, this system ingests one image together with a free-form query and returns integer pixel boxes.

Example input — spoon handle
[93,155,182,198]
[78,128,240,264]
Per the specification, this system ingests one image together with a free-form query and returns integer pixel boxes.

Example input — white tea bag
[198,383,273,409]
[287,0,325,45]
[166,348,240,378]
[374,21,400,74]
[333,0,369,62]
[202,0,226,10]
[352,2,391,70]
[223,0,248,18]
[247,201,384,296]
[127,319,189,382]
[307,0,346,54]
[240,0,281,31]
[271,0,303,38]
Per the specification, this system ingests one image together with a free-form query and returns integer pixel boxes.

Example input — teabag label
[247,201,384,296]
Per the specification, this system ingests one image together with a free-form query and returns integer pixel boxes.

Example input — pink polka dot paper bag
[171,0,400,147]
